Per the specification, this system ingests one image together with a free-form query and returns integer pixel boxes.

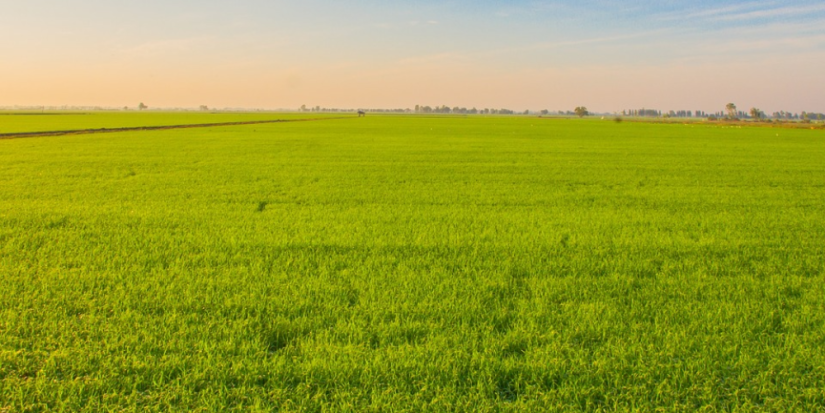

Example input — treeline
[776,111,825,121]
[300,105,370,113]
[414,105,517,115]
[414,106,592,116]
[623,109,714,118]
[3,105,120,111]
[298,105,592,116]
[622,108,825,121]
[624,109,666,117]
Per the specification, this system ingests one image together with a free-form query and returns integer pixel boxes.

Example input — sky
[1,0,823,113]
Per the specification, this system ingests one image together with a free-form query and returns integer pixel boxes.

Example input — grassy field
[1,113,824,411]
[0,112,339,134]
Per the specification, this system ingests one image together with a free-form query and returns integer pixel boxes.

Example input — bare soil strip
[0,116,350,140]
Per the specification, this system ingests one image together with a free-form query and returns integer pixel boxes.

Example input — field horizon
[2,110,824,137]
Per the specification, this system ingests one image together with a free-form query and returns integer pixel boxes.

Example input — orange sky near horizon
[1,1,823,113]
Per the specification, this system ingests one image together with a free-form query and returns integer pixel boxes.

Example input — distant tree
[138,102,147,110]
[725,103,737,119]
[199,105,209,111]
[749,107,762,121]
[540,109,549,115]
[574,106,589,117]
[300,104,307,112]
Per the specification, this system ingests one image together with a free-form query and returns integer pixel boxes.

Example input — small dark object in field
[257,201,268,212]
[358,111,366,117]
[614,117,623,123]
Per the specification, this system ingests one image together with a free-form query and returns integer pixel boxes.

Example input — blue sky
[1,0,823,112]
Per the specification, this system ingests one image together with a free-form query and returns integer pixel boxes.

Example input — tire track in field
[0,116,353,140]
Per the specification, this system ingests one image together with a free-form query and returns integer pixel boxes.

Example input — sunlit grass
[0,111,339,134]
[1,114,824,411]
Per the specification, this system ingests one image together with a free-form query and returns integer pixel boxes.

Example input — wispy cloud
[654,1,825,23]
[635,19,825,66]
[712,4,825,21]
[703,33,825,53]
[513,29,671,52]
[669,1,774,20]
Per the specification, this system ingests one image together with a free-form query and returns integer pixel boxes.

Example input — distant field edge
[0,116,351,140]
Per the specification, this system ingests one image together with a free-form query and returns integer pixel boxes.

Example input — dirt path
[0,116,351,140]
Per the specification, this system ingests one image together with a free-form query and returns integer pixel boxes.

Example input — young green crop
[0,111,338,134]
[1,113,824,411]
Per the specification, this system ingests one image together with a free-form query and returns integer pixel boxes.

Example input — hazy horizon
[2,1,824,113]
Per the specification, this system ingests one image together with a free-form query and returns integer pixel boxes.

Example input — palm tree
[725,103,737,119]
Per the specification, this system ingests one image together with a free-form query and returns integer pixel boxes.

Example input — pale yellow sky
[1,1,823,113]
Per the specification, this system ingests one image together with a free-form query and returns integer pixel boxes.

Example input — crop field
[0,112,349,135]
[1,112,824,411]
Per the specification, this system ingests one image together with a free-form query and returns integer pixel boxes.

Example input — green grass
[0,111,338,134]
[1,113,824,411]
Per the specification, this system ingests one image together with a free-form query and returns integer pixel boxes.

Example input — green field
[0,112,338,135]
[1,113,824,411]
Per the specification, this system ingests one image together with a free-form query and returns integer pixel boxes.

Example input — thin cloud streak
[469,29,674,59]
[530,30,672,50]
[712,4,825,21]
[658,1,775,20]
